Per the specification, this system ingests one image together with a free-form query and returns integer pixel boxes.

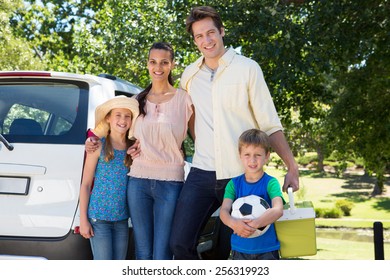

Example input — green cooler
[275,188,317,258]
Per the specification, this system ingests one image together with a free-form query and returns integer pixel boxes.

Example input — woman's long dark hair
[136,42,175,116]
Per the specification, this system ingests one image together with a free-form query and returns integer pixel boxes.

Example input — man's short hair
[186,6,224,37]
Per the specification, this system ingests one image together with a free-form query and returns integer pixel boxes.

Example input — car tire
[200,219,232,260]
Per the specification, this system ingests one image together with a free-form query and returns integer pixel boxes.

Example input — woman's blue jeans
[127,177,183,260]
[89,218,129,260]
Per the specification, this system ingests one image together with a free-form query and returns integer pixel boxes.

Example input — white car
[0,71,142,259]
[0,71,231,260]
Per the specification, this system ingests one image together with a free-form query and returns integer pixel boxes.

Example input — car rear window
[0,78,88,144]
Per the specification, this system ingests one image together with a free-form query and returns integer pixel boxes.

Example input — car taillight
[74,226,81,234]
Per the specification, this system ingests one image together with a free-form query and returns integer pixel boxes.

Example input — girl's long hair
[136,42,175,116]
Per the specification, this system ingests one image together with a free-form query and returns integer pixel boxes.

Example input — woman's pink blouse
[129,89,193,181]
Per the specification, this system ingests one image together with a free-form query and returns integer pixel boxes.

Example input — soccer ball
[231,195,270,238]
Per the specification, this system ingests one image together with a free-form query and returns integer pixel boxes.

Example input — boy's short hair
[186,6,224,37]
[238,129,271,154]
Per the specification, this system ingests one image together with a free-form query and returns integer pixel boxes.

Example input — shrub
[315,207,342,218]
[335,199,354,216]
[297,154,318,166]
[323,207,343,218]
[334,161,348,177]
[315,208,326,218]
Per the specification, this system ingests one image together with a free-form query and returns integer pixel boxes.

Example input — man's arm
[188,105,196,141]
[268,130,299,192]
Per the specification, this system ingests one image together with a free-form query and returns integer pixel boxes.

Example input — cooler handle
[287,186,296,214]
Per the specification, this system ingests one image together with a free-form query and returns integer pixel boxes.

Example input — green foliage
[334,161,348,178]
[315,202,346,219]
[269,155,284,170]
[335,199,354,216]
[323,0,390,194]
[10,0,199,86]
[5,0,389,195]
[183,135,194,158]
[0,0,45,70]
[315,208,325,218]
[297,153,318,166]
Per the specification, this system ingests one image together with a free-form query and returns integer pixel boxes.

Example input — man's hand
[268,130,300,193]
[85,137,100,154]
[127,139,141,159]
[283,165,299,192]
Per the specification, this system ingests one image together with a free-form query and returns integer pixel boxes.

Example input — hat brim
[94,96,139,139]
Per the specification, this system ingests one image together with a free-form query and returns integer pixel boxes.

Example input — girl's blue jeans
[89,218,129,260]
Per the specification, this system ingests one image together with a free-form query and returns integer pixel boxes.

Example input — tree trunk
[371,174,384,196]
[316,147,324,172]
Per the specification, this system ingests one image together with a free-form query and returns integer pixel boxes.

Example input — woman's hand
[85,137,100,154]
[127,139,141,159]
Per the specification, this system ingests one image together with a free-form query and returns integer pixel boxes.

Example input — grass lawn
[266,167,390,228]
[265,166,390,260]
[296,237,390,260]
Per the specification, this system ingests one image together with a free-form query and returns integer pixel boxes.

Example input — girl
[79,96,139,260]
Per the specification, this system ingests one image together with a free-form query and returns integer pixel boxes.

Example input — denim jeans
[170,167,230,259]
[232,250,280,260]
[127,177,183,260]
[89,218,129,260]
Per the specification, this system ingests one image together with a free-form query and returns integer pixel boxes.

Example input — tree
[0,0,45,70]
[330,51,390,195]
[311,0,390,194]
[10,0,195,87]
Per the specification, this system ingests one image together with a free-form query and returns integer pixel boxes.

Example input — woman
[127,42,194,260]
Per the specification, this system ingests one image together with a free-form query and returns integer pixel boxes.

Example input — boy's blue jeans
[232,250,280,260]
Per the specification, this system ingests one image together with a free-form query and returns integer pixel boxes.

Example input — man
[169,6,299,260]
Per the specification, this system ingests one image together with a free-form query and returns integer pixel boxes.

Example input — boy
[220,129,284,260]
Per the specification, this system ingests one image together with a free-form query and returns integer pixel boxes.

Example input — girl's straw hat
[94,95,139,139]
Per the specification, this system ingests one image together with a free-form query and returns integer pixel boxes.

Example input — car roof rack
[98,73,117,80]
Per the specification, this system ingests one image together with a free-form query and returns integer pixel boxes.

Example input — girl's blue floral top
[88,138,129,221]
